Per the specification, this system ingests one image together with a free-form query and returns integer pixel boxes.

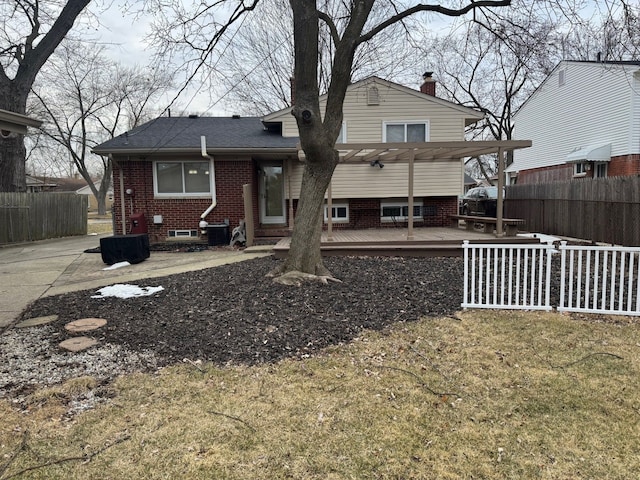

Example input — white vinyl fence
[559,243,640,316]
[462,241,640,317]
[462,241,555,311]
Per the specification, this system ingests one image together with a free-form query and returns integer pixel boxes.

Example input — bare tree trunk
[283,150,338,275]
[0,136,27,192]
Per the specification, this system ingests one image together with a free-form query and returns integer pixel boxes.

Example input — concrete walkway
[0,234,272,328]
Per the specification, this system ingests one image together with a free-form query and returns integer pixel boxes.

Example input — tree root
[271,270,343,286]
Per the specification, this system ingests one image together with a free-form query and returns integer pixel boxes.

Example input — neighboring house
[25,175,58,193]
[507,60,640,184]
[0,108,41,136]
[463,173,478,193]
[93,76,528,242]
[76,181,114,211]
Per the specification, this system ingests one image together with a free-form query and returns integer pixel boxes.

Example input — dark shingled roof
[93,116,299,154]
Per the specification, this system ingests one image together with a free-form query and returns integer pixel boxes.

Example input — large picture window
[154,161,212,197]
[383,121,429,142]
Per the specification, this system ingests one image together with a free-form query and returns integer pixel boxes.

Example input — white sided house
[506,60,640,184]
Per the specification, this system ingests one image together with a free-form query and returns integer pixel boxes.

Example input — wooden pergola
[311,140,532,240]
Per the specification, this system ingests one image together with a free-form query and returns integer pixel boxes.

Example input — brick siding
[515,154,640,184]
[113,159,459,242]
[112,159,255,242]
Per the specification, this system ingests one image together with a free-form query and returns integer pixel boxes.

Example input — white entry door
[259,164,285,224]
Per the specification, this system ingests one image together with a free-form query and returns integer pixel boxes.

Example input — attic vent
[558,69,566,86]
[367,86,380,105]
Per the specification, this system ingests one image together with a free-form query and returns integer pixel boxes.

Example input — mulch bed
[19,256,465,368]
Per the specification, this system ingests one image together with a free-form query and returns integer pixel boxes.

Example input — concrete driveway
[0,234,271,328]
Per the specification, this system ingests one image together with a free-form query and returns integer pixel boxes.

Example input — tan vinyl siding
[277,78,477,141]
[286,159,463,200]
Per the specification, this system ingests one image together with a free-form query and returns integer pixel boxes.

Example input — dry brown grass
[2,309,640,479]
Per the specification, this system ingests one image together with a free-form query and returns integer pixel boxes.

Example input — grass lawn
[1,309,639,479]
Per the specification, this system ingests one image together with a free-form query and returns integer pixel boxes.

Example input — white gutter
[198,135,217,230]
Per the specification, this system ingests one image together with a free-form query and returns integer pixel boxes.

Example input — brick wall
[608,154,640,176]
[290,196,457,230]
[516,154,640,184]
[112,159,255,242]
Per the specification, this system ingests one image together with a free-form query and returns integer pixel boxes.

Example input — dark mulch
[20,256,465,368]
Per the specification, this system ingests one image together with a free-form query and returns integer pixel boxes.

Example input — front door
[259,164,286,224]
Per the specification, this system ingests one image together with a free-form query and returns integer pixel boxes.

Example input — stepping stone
[14,315,59,328]
[59,336,98,352]
[65,317,107,333]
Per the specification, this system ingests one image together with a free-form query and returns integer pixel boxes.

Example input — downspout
[112,155,126,236]
[198,135,217,232]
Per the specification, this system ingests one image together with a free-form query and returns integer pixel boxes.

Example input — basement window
[381,201,423,222]
[324,203,349,223]
[168,230,198,238]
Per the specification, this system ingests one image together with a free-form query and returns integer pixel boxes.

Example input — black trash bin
[100,234,150,265]
[206,224,230,246]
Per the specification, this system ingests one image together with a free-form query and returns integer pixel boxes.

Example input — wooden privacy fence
[505,176,640,246]
[462,241,640,316]
[0,193,87,244]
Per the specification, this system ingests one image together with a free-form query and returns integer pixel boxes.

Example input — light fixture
[370,159,384,168]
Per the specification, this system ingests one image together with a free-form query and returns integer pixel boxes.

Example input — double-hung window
[154,161,212,197]
[383,121,429,143]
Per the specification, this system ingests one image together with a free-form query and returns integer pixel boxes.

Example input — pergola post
[407,149,415,241]
[327,181,333,241]
[496,146,505,236]
[287,158,294,230]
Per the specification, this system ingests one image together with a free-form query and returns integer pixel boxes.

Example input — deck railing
[462,241,640,316]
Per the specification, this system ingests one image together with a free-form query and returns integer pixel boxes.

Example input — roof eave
[93,147,299,156]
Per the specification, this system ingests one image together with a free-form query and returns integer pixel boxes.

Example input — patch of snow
[91,284,164,299]
[517,233,561,244]
[102,261,131,271]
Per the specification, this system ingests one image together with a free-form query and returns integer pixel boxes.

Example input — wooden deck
[272,227,539,258]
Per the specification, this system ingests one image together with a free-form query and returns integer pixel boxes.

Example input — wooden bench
[450,215,525,236]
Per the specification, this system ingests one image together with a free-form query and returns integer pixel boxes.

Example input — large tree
[148,0,513,279]
[31,41,173,214]
[421,9,560,182]
[0,0,91,192]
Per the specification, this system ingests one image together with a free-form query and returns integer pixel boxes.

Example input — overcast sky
[90,2,226,116]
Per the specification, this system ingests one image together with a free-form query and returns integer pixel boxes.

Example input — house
[506,60,640,184]
[76,180,114,211]
[0,108,41,136]
[25,175,58,193]
[93,76,530,243]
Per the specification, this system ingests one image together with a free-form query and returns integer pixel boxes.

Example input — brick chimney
[420,72,436,97]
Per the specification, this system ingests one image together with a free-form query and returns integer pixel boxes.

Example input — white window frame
[574,162,588,177]
[380,200,423,223]
[324,203,349,223]
[382,121,429,142]
[153,160,214,198]
[595,162,608,178]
